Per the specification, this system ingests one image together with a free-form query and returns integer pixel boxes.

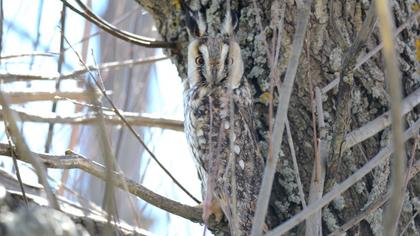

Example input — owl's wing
[233,85,260,148]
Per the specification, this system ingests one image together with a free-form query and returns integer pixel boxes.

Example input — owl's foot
[201,198,223,223]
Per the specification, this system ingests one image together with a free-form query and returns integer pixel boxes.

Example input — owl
[183,4,265,235]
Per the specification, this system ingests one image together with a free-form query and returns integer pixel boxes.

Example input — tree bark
[135,0,419,235]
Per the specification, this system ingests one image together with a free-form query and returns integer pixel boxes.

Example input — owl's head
[185,6,244,89]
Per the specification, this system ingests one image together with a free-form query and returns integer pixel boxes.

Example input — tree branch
[322,9,420,94]
[59,0,175,48]
[329,153,420,236]
[305,86,328,236]
[60,55,168,79]
[63,35,200,204]
[1,90,108,104]
[375,1,406,234]
[251,1,313,235]
[344,86,420,151]
[265,119,420,236]
[0,52,59,59]
[354,9,420,70]
[326,1,377,188]
[0,56,168,82]
[0,93,60,209]
[0,143,228,232]
[1,108,184,131]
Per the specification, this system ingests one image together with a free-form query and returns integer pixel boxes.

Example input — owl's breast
[184,86,210,178]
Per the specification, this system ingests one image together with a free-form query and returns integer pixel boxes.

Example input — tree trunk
[135,0,419,235]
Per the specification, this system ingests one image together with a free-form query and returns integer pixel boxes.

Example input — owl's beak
[209,60,219,83]
[211,67,218,83]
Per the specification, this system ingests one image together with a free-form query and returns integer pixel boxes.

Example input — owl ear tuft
[182,2,207,38]
[222,10,239,36]
[231,10,239,32]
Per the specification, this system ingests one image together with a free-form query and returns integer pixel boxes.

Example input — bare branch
[251,1,313,235]
[306,87,328,236]
[355,10,420,70]
[63,37,200,204]
[0,56,168,82]
[330,139,420,235]
[286,119,306,207]
[344,86,420,151]
[5,128,28,206]
[323,9,420,94]
[60,55,168,79]
[0,143,228,232]
[2,90,106,104]
[265,119,420,236]
[85,83,117,231]
[341,2,377,74]
[326,1,377,189]
[44,4,67,154]
[59,0,175,48]
[374,3,405,233]
[2,108,184,131]
[400,210,420,235]
[329,192,390,236]
[63,6,141,52]
[0,52,59,60]
[0,92,60,209]
[0,73,55,81]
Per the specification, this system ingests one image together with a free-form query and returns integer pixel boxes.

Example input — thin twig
[86,48,119,233]
[91,49,143,230]
[329,192,390,236]
[322,9,420,94]
[355,10,420,70]
[265,119,420,236]
[44,3,66,153]
[400,210,419,235]
[251,1,313,235]
[63,37,200,203]
[0,52,59,59]
[344,86,420,151]
[60,55,168,79]
[394,134,419,233]
[88,84,116,235]
[286,119,306,207]
[1,107,183,131]
[0,56,168,82]
[4,127,28,206]
[1,90,103,104]
[0,143,228,232]
[59,0,175,48]
[63,6,141,52]
[0,92,60,209]
[330,138,420,235]
[326,1,377,190]
[341,1,377,74]
[374,2,406,234]
[305,86,327,236]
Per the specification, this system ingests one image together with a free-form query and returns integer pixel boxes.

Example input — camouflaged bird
[183,3,264,235]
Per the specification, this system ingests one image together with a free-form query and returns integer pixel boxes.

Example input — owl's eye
[225,57,233,66]
[195,56,204,65]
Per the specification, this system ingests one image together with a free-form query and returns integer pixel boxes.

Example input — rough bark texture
[136,0,419,235]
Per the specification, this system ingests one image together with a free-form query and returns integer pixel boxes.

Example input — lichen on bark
[137,0,420,234]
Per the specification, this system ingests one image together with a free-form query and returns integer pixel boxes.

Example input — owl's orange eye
[195,56,204,65]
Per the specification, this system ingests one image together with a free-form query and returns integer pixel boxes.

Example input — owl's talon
[202,198,223,223]
[213,205,223,223]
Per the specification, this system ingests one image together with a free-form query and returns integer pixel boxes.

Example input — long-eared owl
[183,3,264,235]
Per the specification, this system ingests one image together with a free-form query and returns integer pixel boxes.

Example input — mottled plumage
[183,5,264,235]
